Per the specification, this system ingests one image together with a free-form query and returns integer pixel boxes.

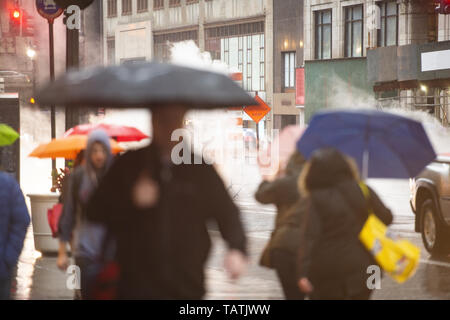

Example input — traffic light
[435,0,450,14]
[9,8,22,36]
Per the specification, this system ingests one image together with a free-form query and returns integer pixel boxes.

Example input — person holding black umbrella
[85,105,248,299]
[36,62,252,299]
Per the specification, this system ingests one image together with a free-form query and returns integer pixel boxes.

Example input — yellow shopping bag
[358,182,420,283]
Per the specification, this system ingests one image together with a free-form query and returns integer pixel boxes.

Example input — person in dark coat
[86,105,248,299]
[296,148,393,300]
[0,172,30,300]
[255,151,305,300]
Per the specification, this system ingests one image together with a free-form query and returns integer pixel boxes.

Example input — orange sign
[244,95,271,123]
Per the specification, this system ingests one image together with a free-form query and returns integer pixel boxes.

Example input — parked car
[410,154,450,255]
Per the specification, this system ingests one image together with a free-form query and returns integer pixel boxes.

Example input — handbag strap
[356,181,375,230]
[358,181,370,201]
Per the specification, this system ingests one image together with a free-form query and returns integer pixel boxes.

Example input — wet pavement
[11,160,450,300]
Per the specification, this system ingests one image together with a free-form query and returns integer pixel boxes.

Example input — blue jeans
[75,257,102,300]
[0,277,11,300]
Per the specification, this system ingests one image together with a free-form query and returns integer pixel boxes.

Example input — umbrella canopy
[29,135,124,160]
[36,62,257,109]
[0,124,19,147]
[64,123,149,142]
[296,109,436,179]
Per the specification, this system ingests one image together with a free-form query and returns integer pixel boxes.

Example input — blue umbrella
[296,109,436,179]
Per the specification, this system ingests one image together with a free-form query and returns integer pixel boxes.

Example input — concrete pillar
[199,0,205,51]
[406,0,437,44]
[265,0,274,136]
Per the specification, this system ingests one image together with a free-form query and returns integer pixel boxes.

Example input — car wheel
[420,199,450,256]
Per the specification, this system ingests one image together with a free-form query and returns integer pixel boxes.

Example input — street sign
[244,95,271,123]
[36,0,63,22]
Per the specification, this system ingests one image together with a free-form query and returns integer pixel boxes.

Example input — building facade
[103,0,278,136]
[368,1,450,126]
[273,0,305,129]
[303,0,378,121]
[304,0,450,126]
[0,0,103,192]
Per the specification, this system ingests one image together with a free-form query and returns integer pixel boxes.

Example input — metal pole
[65,16,80,131]
[49,20,56,185]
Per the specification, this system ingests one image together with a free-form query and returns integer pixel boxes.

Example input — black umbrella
[36,62,256,109]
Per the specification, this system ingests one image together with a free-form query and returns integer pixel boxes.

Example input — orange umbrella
[29,135,124,159]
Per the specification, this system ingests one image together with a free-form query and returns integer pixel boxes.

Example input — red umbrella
[64,123,149,142]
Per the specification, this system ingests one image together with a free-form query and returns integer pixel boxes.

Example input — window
[223,38,229,65]
[137,0,148,12]
[238,37,243,73]
[274,115,297,130]
[260,34,265,91]
[283,52,296,90]
[205,21,264,63]
[107,37,115,65]
[122,0,132,15]
[205,21,264,39]
[246,36,252,90]
[107,0,117,17]
[205,21,265,92]
[169,0,180,7]
[314,10,332,60]
[153,0,164,9]
[345,5,364,57]
[377,1,398,47]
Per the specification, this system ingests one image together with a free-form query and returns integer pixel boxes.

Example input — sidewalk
[13,180,283,301]
[13,230,283,300]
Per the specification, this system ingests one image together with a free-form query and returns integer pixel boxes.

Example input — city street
[13,161,450,300]
[1,0,450,305]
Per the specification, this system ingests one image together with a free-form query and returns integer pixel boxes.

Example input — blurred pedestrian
[296,148,393,300]
[0,172,30,300]
[255,151,306,300]
[58,150,85,205]
[57,130,115,300]
[86,105,248,299]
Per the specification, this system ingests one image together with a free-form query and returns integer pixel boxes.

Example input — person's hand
[132,174,160,209]
[57,252,69,271]
[224,249,248,280]
[298,277,313,294]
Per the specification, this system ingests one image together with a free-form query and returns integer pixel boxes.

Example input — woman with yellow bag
[295,148,393,300]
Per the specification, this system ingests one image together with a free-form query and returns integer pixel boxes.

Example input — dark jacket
[296,180,393,298]
[86,144,247,299]
[0,173,30,279]
[255,152,304,268]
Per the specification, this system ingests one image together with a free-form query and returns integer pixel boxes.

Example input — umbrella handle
[363,149,369,180]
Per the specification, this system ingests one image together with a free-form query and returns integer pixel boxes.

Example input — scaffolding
[375,88,450,126]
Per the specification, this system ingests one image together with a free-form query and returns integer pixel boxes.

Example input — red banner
[296,68,305,106]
